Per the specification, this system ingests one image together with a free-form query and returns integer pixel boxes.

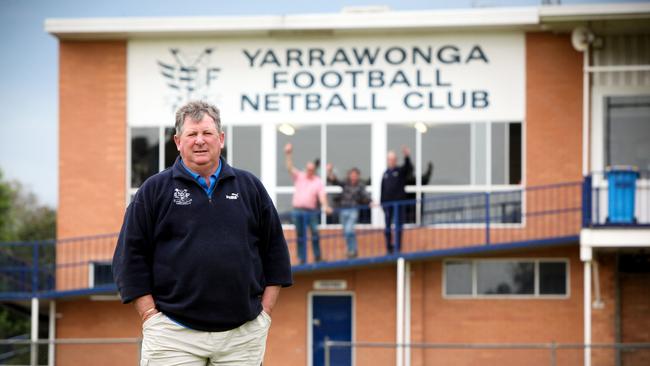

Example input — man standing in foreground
[381,146,413,253]
[112,101,292,365]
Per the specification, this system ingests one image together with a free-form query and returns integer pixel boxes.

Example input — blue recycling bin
[606,167,639,224]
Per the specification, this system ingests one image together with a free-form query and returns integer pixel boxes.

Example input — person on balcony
[112,101,292,366]
[284,143,332,264]
[381,146,413,253]
[326,164,372,258]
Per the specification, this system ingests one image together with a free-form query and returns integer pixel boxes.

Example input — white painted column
[371,121,387,226]
[30,297,39,366]
[48,301,56,366]
[261,122,277,202]
[584,260,592,366]
[405,262,411,366]
[396,257,405,366]
[582,48,590,176]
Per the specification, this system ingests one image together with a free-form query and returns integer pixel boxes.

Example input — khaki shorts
[140,311,271,366]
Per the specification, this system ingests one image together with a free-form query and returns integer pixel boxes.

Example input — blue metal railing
[0,181,585,300]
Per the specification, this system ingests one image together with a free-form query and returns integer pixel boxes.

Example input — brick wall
[58,41,127,239]
[526,33,583,186]
[412,245,583,366]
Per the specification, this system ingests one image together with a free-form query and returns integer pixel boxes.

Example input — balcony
[0,181,588,301]
[581,170,650,248]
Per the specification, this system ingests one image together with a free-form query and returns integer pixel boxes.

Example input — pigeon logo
[157,48,222,112]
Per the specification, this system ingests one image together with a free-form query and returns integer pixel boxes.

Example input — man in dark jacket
[380,146,412,253]
[112,101,292,365]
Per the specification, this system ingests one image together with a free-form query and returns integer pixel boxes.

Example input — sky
[0,0,644,208]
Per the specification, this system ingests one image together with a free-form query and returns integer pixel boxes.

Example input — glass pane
[275,193,294,225]
[509,123,522,185]
[421,192,486,225]
[474,123,487,185]
[277,125,321,186]
[489,190,522,224]
[232,126,261,177]
[477,261,534,295]
[445,261,473,295]
[491,122,522,185]
[492,123,507,184]
[539,262,567,295]
[131,127,159,188]
[326,125,371,185]
[387,124,417,178]
[422,124,471,185]
[164,127,177,168]
[606,95,650,170]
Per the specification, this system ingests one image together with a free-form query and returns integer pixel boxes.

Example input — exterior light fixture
[278,123,295,136]
[414,122,427,134]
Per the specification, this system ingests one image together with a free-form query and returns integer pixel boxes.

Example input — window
[444,259,568,297]
[422,190,522,225]
[606,95,650,170]
[326,125,371,186]
[492,123,522,185]
[445,261,473,295]
[232,126,261,177]
[422,124,471,185]
[276,125,321,187]
[164,127,177,168]
[130,124,261,194]
[477,261,534,295]
[276,124,373,224]
[131,127,159,188]
[89,262,113,288]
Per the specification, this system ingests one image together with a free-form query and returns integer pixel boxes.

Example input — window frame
[442,258,570,300]
[402,119,526,229]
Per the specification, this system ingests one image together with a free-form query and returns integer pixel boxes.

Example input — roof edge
[44,7,540,39]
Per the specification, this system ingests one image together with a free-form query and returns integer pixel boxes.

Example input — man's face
[174,114,224,172]
[387,151,397,169]
[305,162,316,177]
[349,170,359,185]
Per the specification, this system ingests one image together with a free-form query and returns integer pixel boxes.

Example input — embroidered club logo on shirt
[173,188,192,205]
[225,193,239,200]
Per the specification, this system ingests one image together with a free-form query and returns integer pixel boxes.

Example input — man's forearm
[134,294,158,322]
[261,285,281,315]
[285,154,294,174]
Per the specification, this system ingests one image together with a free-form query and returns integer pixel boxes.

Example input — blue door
[312,294,352,366]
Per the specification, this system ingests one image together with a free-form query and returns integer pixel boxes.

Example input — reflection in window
[277,125,321,186]
[131,127,159,188]
[539,262,567,295]
[422,124,471,185]
[232,126,261,177]
[422,191,522,225]
[445,259,568,297]
[492,123,522,185]
[477,261,534,295]
[164,127,177,169]
[606,95,650,170]
[445,261,473,295]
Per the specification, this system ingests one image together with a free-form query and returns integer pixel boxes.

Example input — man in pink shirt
[284,143,331,264]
